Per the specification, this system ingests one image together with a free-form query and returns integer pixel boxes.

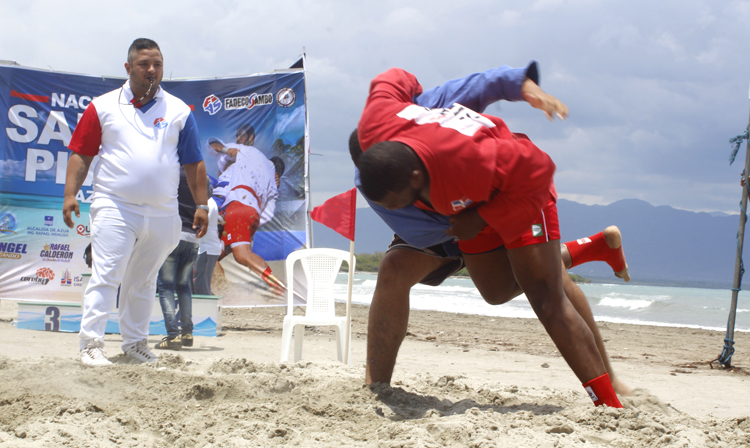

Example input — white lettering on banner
[24,149,95,187]
[7,106,77,145]
[396,103,495,137]
[38,111,73,146]
[51,93,92,110]
[51,93,65,108]
[75,190,94,203]
[6,105,39,143]
[25,148,54,181]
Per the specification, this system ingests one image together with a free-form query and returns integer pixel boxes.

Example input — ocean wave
[592,315,747,332]
[598,296,652,310]
[412,283,477,293]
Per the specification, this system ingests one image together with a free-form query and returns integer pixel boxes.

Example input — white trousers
[79,204,180,351]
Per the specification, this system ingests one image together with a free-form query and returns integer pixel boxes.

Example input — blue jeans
[157,240,199,338]
[192,252,219,295]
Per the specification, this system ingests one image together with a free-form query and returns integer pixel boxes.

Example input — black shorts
[386,235,465,287]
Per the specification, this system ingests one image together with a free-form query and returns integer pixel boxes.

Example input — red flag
[311,188,356,241]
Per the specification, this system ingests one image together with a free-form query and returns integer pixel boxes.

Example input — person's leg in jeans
[193,251,218,295]
[157,243,182,340]
[175,241,199,337]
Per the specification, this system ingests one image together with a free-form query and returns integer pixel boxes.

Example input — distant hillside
[312,199,743,288]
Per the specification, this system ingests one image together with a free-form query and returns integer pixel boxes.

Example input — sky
[2,0,750,214]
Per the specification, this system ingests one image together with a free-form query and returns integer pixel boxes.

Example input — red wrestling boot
[564,226,630,282]
[583,373,623,408]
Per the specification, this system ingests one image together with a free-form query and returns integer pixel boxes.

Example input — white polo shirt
[68,82,202,217]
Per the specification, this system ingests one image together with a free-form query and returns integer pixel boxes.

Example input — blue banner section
[1,63,309,301]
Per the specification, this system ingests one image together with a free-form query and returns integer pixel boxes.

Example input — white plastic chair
[280,248,356,364]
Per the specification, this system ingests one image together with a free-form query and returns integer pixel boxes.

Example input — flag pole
[309,187,356,365]
[345,238,355,365]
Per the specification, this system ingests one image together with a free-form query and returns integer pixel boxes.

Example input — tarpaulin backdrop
[0,61,310,304]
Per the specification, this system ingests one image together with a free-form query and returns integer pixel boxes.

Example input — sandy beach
[0,298,748,447]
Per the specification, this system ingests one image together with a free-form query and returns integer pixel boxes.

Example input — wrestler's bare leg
[465,241,607,383]
[449,243,630,392]
[366,248,450,385]
[559,263,633,395]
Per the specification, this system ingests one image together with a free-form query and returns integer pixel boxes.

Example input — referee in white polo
[63,38,208,366]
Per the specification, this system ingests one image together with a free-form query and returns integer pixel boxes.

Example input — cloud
[2,0,750,215]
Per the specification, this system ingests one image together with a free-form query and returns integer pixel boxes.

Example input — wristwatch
[196,205,209,211]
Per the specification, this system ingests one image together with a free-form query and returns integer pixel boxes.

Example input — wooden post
[720,103,750,367]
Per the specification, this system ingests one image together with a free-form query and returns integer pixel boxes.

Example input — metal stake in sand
[345,238,355,365]
[716,93,750,368]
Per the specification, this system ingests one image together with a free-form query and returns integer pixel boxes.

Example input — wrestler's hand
[521,78,568,122]
[226,148,239,157]
[446,208,487,240]
[62,196,80,229]
[193,209,209,238]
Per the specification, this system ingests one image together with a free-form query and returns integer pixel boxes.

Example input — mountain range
[311,198,744,289]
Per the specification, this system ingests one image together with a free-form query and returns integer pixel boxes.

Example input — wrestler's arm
[418,61,566,121]
[417,61,538,112]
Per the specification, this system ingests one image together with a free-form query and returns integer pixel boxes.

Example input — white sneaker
[80,340,113,367]
[125,340,158,363]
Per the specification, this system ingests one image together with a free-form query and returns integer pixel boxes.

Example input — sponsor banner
[1,62,310,305]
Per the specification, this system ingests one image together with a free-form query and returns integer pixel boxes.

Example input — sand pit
[0,301,748,447]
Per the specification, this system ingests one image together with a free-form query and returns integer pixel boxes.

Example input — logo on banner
[20,267,55,285]
[76,224,90,237]
[225,93,273,111]
[0,242,28,259]
[44,215,54,226]
[153,117,168,129]
[60,269,72,286]
[276,88,296,108]
[73,275,85,287]
[203,94,223,115]
[450,197,473,211]
[26,225,69,237]
[39,243,74,262]
[0,212,18,236]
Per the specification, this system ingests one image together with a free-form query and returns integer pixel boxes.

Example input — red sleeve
[368,68,423,104]
[358,68,424,150]
[68,103,101,156]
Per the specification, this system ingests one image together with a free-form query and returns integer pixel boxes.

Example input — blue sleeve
[177,112,203,165]
[355,169,453,249]
[416,61,539,113]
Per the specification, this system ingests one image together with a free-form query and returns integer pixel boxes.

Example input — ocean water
[334,273,750,333]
